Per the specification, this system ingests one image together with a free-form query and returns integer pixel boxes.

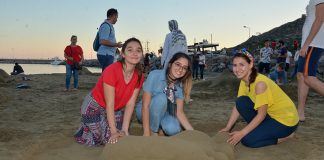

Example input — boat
[50,57,64,65]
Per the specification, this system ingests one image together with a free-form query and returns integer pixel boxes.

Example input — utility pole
[211,34,213,44]
[145,41,150,53]
[243,26,251,39]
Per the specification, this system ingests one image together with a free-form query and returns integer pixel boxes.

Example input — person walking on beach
[136,52,194,136]
[297,0,324,121]
[192,51,199,80]
[74,38,144,146]
[219,52,299,148]
[199,51,206,80]
[161,20,188,70]
[97,8,123,71]
[64,35,84,91]
[258,40,273,74]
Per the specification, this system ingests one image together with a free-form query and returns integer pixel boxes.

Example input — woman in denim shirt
[136,52,194,136]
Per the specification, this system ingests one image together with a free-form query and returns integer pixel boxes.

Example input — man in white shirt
[285,50,292,71]
[258,40,273,74]
[297,0,324,121]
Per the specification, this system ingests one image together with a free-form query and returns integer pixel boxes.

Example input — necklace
[122,63,135,84]
[167,74,177,86]
[123,70,133,79]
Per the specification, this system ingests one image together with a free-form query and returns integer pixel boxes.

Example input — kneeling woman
[136,52,194,136]
[74,38,144,146]
[220,52,299,148]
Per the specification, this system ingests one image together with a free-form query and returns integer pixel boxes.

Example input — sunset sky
[0,0,308,59]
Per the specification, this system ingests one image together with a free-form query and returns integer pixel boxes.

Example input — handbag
[73,63,82,70]
[70,46,82,70]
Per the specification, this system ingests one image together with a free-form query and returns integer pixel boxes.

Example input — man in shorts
[297,0,324,121]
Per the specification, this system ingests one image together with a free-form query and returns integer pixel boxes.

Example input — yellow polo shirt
[237,74,299,126]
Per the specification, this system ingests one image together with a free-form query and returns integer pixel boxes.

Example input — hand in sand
[227,131,245,146]
[219,127,230,133]
[108,132,122,144]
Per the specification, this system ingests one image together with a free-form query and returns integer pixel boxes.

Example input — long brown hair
[118,37,143,87]
[233,53,257,90]
[166,52,193,102]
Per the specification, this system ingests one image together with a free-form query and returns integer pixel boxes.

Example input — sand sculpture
[100,130,235,160]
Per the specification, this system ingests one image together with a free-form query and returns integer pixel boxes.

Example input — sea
[0,63,101,75]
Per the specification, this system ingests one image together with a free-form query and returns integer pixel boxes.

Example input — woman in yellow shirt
[220,51,299,148]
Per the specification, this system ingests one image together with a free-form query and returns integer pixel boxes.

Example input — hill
[233,15,306,52]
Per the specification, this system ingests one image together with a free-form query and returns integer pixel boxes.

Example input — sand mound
[192,71,239,99]
[100,130,234,160]
[0,69,10,83]
[79,67,92,75]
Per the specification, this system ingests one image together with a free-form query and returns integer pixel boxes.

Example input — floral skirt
[74,93,124,146]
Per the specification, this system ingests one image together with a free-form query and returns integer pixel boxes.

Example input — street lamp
[243,26,251,38]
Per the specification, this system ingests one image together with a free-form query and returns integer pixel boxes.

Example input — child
[268,63,287,85]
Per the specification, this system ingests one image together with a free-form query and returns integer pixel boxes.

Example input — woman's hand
[108,132,121,144]
[219,127,231,133]
[119,130,129,136]
[68,57,74,61]
[227,131,246,146]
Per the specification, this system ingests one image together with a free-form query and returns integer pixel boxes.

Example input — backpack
[93,22,111,52]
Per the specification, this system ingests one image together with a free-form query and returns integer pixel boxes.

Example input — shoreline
[0,59,101,67]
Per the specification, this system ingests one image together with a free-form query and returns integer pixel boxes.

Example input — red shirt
[271,41,277,49]
[91,62,144,111]
[64,45,83,65]
[293,40,299,50]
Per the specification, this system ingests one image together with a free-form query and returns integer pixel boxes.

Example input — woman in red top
[75,37,144,146]
[64,35,84,91]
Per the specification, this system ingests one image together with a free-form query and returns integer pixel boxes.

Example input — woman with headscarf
[161,20,188,70]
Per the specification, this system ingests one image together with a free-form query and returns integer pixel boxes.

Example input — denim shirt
[143,70,184,100]
[97,21,116,56]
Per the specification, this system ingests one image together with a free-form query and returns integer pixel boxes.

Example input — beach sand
[0,70,323,160]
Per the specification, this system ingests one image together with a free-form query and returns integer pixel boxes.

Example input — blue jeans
[192,63,199,79]
[97,54,114,72]
[258,62,270,74]
[199,64,205,79]
[290,61,298,79]
[269,70,287,84]
[65,64,79,89]
[135,93,182,136]
[236,96,298,148]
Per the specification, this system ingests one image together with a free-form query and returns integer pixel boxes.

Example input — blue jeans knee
[161,114,181,136]
[135,93,168,133]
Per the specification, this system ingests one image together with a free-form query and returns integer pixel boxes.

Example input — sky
[0,0,309,60]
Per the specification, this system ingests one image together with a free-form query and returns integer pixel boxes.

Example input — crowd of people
[256,39,295,85]
[21,0,320,151]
